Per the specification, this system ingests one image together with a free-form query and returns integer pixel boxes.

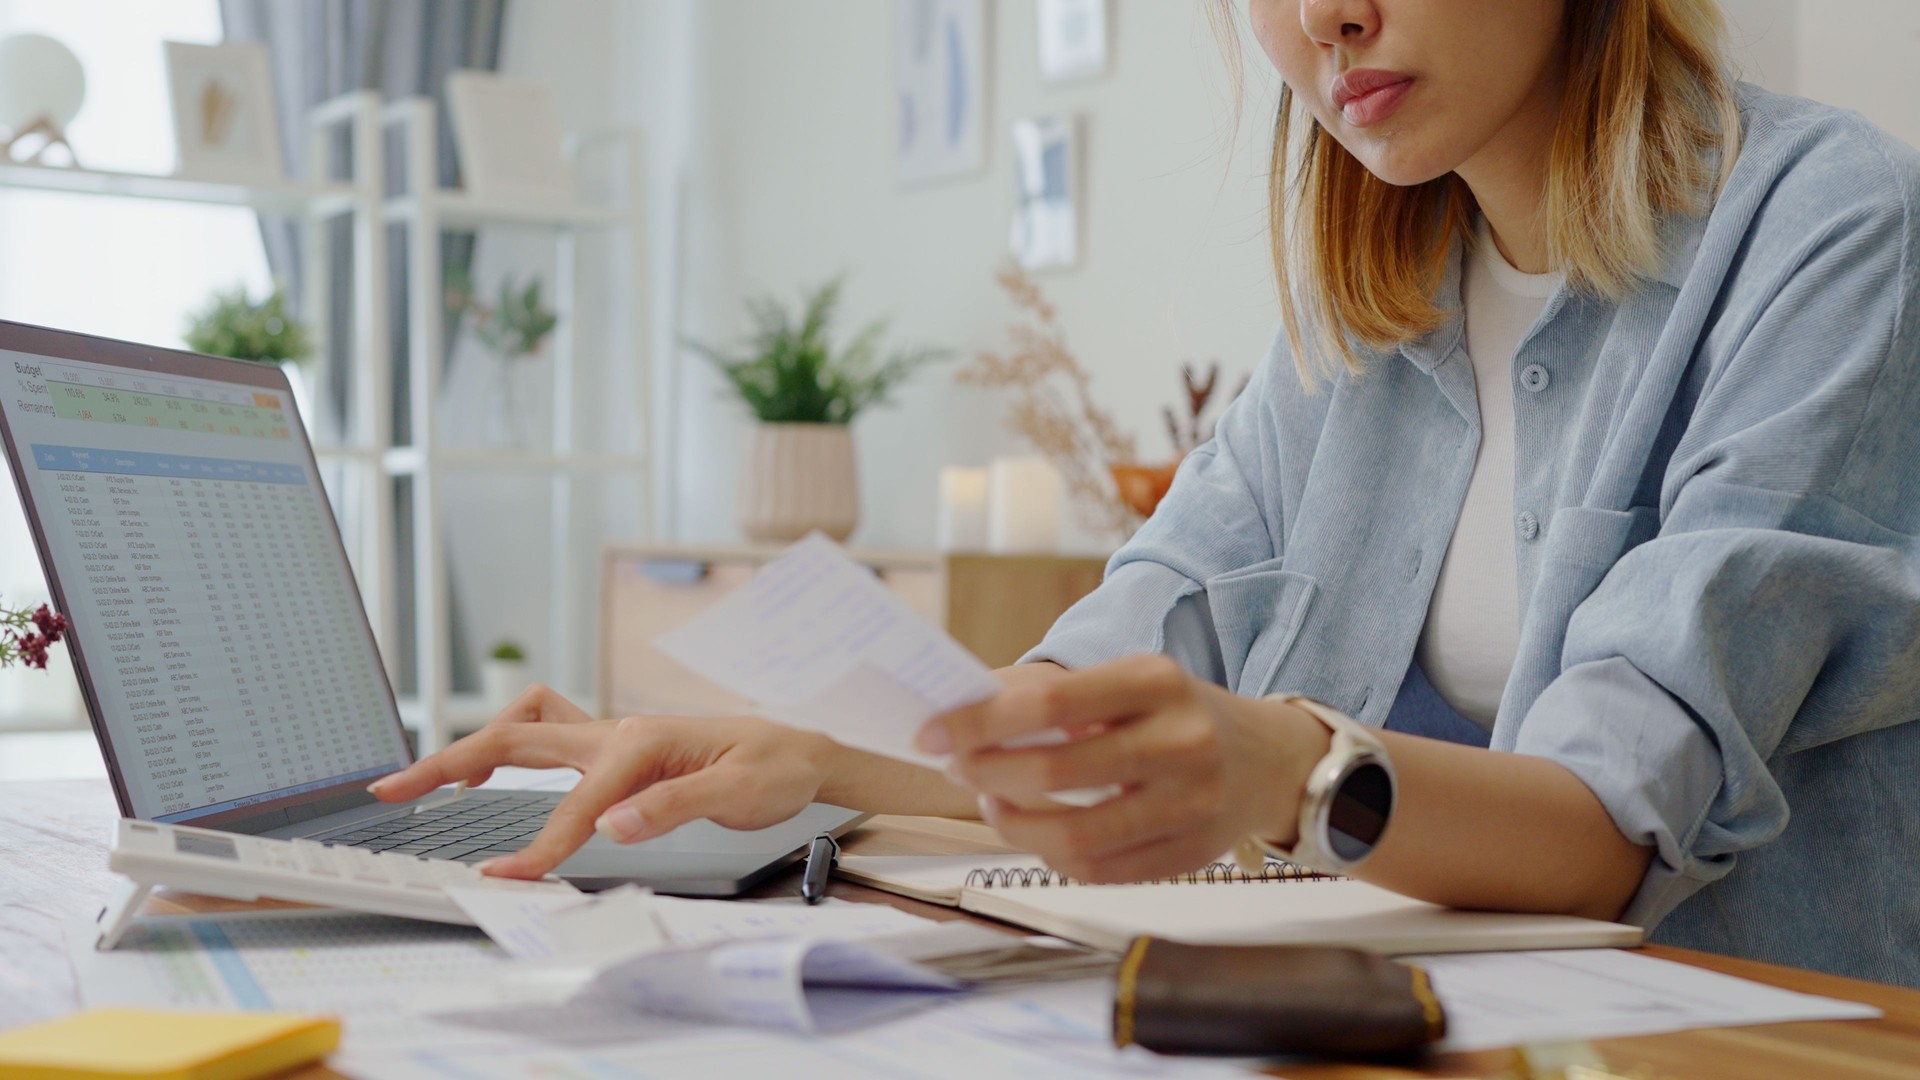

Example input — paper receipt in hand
[653,534,1001,769]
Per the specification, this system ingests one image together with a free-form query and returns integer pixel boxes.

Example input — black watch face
[1327,760,1393,863]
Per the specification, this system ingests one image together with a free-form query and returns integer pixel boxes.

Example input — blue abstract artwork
[896,0,986,184]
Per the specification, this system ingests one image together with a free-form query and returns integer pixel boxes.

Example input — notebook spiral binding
[963,860,1329,889]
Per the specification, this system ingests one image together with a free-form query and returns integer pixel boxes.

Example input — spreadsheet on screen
[2,351,406,821]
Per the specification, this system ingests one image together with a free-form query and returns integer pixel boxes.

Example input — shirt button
[1520,364,1551,393]
[1516,510,1540,541]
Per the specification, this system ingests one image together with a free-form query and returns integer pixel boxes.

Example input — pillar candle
[935,466,990,551]
[986,456,1063,553]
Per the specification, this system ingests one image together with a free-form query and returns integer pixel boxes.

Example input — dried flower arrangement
[1164,361,1248,456]
[960,262,1142,539]
[962,262,1250,537]
[1106,362,1251,518]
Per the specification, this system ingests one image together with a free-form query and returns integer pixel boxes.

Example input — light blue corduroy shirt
[1025,86,1920,987]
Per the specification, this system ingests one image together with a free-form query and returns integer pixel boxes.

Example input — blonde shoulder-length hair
[1219,0,1741,384]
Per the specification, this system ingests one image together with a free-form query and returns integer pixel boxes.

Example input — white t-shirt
[1414,219,1561,728]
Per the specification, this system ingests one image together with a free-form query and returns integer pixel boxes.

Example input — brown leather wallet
[1112,937,1446,1057]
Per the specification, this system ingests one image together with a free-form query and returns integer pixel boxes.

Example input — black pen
[800,833,838,905]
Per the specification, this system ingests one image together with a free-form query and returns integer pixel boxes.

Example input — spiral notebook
[835,854,1643,956]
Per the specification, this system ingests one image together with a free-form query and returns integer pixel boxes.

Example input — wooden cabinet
[597,545,1106,719]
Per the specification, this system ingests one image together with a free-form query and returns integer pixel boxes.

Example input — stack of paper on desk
[838,854,1643,955]
[63,897,1880,1075]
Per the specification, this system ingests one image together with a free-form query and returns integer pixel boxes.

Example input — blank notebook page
[958,878,1643,956]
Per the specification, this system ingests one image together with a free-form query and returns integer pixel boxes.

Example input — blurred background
[0,0,1912,774]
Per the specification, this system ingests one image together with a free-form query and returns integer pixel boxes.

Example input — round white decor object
[0,34,86,134]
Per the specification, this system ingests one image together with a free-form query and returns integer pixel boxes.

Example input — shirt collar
[1398,237,1466,374]
[1396,204,1707,374]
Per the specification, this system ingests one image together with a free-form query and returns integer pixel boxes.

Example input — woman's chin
[1343,142,1457,189]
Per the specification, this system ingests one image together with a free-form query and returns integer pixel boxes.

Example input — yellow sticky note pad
[0,1008,340,1080]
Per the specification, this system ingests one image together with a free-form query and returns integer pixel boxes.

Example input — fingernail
[366,778,391,795]
[475,858,504,875]
[916,723,951,754]
[596,805,645,842]
[977,793,999,826]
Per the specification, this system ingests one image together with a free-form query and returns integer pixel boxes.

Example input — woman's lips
[1331,69,1415,128]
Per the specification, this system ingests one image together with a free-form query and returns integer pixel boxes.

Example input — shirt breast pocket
[1536,505,1662,618]
[1203,560,1318,695]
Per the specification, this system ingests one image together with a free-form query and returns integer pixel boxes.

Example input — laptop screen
[0,323,409,824]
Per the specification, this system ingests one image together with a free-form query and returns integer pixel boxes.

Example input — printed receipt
[654,534,1002,769]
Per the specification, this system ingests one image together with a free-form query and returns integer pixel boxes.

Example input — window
[0,0,270,727]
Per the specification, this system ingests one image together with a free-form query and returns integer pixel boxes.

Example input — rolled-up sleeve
[1514,171,1920,928]
[1513,658,1726,925]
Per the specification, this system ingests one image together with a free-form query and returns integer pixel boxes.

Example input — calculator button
[391,857,446,889]
[336,847,390,883]
[293,840,338,876]
[426,859,483,884]
[242,839,294,870]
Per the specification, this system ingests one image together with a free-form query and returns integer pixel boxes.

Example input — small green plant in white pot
[480,640,528,707]
[690,278,947,542]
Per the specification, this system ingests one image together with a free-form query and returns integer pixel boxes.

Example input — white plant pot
[479,658,529,708]
[738,422,860,543]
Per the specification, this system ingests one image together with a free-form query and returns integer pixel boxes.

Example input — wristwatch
[1243,695,1397,875]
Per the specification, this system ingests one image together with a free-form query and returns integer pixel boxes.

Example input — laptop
[0,319,864,894]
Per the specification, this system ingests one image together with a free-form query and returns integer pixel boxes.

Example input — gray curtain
[220,0,507,700]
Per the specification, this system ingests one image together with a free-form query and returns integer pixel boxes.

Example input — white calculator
[98,818,579,950]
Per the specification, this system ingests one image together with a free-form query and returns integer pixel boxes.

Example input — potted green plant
[690,278,947,542]
[446,271,559,450]
[480,639,528,707]
[182,284,316,421]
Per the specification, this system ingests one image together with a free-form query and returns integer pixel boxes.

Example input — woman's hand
[369,685,839,878]
[918,655,1330,883]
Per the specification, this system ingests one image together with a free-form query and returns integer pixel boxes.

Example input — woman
[375,0,1920,985]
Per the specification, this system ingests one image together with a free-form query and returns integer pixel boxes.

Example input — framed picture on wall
[896,0,989,185]
[1009,114,1079,270]
[164,41,284,183]
[1037,0,1109,83]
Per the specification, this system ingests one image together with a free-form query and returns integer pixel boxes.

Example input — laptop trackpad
[549,802,865,897]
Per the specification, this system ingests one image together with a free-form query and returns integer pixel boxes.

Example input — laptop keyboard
[318,793,561,862]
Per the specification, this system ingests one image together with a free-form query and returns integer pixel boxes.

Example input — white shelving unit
[0,91,653,753]
[347,98,651,752]
[0,91,388,732]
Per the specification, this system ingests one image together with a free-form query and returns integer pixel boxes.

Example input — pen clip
[811,832,840,865]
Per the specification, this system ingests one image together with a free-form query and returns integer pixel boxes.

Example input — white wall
[1721,0,1920,150]
[1789,1,1920,148]
[635,0,1283,552]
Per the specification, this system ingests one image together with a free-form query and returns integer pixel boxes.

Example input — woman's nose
[1299,0,1381,50]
